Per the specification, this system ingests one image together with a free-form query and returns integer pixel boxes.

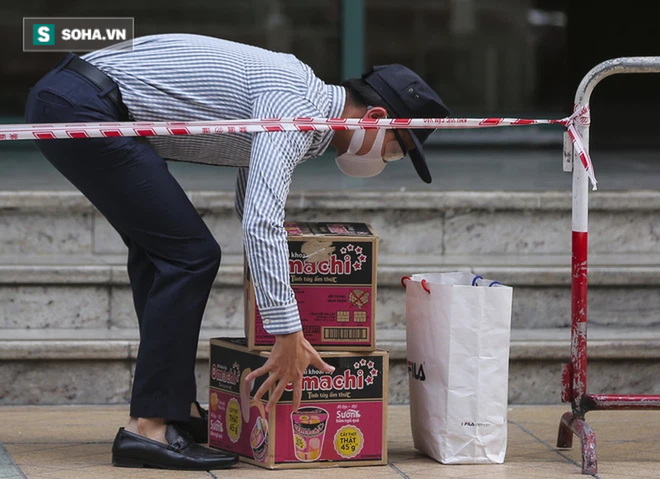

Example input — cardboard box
[208,338,388,469]
[245,222,378,351]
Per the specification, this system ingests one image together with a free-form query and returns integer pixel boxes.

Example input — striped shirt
[82,34,346,335]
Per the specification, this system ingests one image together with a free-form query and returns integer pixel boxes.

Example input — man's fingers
[253,374,277,404]
[292,382,302,413]
[266,379,290,413]
[310,355,335,374]
[245,363,272,383]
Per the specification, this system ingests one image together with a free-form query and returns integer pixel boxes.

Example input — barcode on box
[322,327,369,342]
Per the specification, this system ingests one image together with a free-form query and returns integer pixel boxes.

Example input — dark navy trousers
[25,55,221,422]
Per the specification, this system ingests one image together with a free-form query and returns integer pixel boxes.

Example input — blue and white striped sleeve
[235,167,249,220]
[242,91,320,335]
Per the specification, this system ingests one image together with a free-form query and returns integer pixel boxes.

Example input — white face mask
[335,128,389,178]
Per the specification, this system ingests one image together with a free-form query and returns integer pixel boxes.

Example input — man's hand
[245,331,335,413]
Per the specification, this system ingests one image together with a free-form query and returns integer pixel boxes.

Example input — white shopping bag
[403,272,513,464]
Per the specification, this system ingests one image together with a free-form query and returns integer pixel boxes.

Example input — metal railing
[557,56,660,475]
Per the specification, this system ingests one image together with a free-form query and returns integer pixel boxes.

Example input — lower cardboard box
[208,338,389,469]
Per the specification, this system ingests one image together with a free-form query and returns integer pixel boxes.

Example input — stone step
[2,190,660,407]
[0,256,659,331]
[2,191,660,257]
[2,328,660,406]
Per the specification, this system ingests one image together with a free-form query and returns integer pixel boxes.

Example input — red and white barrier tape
[0,105,596,189]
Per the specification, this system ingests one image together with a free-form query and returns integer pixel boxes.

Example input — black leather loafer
[173,400,208,443]
[112,424,238,470]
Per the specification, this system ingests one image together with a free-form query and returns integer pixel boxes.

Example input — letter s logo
[33,24,55,45]
[38,26,50,43]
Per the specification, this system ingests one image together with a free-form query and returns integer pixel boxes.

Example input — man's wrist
[274,330,303,342]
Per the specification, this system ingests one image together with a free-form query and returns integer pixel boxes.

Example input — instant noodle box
[244,222,378,351]
[208,338,388,469]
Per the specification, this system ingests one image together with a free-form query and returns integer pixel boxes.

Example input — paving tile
[597,463,660,479]
[5,443,105,466]
[398,470,466,479]
[505,449,571,463]
[0,442,24,479]
[408,475,471,479]
[405,465,491,478]
[512,406,660,473]
[388,458,435,471]
[0,468,24,479]
[22,465,211,479]
[5,464,66,476]
[509,463,581,478]
[409,471,509,479]
[14,465,77,478]
[292,465,399,477]
[207,465,271,478]
[3,444,78,456]
[10,465,49,477]
[8,444,108,469]
[2,405,660,478]
[0,406,127,444]
[389,464,439,476]
[390,420,574,477]
[213,464,399,478]
[410,473,501,479]
[0,472,24,479]
[210,464,281,478]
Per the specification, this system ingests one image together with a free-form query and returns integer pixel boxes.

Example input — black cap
[363,65,450,183]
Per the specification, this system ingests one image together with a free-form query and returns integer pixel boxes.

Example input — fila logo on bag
[407,360,426,381]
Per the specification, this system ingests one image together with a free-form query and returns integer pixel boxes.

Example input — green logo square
[33,24,55,45]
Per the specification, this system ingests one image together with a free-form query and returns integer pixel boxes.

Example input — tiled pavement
[1,405,660,478]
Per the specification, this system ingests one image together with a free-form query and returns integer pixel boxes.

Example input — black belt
[58,54,123,108]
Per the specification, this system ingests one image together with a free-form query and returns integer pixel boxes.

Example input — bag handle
[472,275,501,287]
[402,275,499,293]
[401,276,431,293]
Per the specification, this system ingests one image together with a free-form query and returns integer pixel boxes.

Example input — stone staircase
[2,190,660,405]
